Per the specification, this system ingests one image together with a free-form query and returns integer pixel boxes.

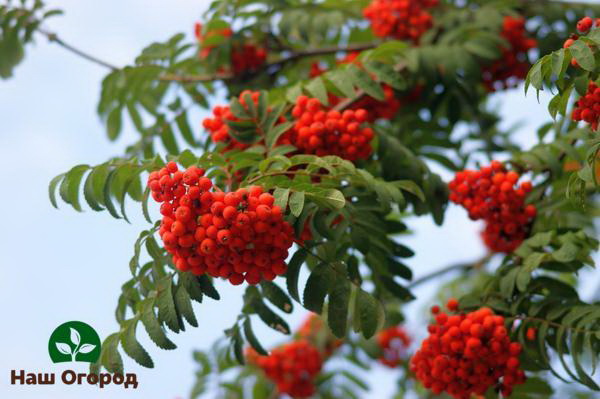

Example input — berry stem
[408,255,492,289]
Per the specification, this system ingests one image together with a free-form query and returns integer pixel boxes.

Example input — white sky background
[0,1,596,398]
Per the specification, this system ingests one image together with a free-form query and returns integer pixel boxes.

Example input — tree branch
[37,27,119,71]
[159,42,378,84]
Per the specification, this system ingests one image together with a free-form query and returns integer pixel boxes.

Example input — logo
[48,321,101,363]
[10,320,139,389]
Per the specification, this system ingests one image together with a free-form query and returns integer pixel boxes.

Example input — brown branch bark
[159,42,379,83]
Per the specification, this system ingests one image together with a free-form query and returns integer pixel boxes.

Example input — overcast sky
[0,1,590,398]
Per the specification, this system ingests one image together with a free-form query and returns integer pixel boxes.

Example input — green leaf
[230,325,245,365]
[266,121,293,148]
[180,272,204,303]
[273,187,290,210]
[500,267,519,298]
[348,64,385,101]
[98,333,123,374]
[62,165,90,211]
[175,112,197,147]
[48,173,65,209]
[363,61,406,90]
[156,275,181,333]
[142,186,153,223]
[83,164,109,211]
[303,264,335,313]
[380,277,414,301]
[140,299,177,350]
[552,242,579,263]
[260,281,293,313]
[356,290,382,339]
[160,123,180,154]
[103,169,122,219]
[254,299,291,335]
[394,180,425,202]
[569,40,596,71]
[286,249,308,302]
[307,188,345,209]
[288,191,305,217]
[328,275,351,338]
[325,69,356,98]
[305,76,329,104]
[120,318,154,368]
[174,284,198,327]
[243,317,268,356]
[106,107,122,141]
[198,275,220,300]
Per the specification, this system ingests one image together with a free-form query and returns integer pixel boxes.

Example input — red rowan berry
[526,327,536,341]
[166,161,178,173]
[446,298,459,311]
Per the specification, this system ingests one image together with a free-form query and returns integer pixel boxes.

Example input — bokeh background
[0,1,595,398]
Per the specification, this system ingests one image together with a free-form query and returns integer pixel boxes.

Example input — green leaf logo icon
[48,321,101,363]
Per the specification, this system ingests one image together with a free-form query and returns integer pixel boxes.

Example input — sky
[0,1,592,398]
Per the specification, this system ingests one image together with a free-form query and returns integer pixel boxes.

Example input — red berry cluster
[291,95,374,161]
[363,0,438,43]
[148,162,294,285]
[250,340,323,398]
[448,161,537,253]
[410,300,526,399]
[194,22,266,74]
[231,44,267,74]
[377,326,411,367]
[203,90,292,151]
[481,16,537,92]
[572,81,600,131]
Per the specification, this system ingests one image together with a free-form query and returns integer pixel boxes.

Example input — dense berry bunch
[572,82,600,131]
[481,16,537,91]
[377,326,411,367]
[411,301,526,399]
[202,90,292,150]
[291,95,374,161]
[194,23,266,74]
[448,161,536,253]
[363,0,438,43]
[147,162,294,285]
[251,340,323,398]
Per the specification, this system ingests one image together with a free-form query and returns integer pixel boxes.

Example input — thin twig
[408,255,492,290]
[510,315,600,335]
[37,27,119,71]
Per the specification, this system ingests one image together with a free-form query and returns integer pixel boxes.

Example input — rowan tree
[2,0,600,398]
